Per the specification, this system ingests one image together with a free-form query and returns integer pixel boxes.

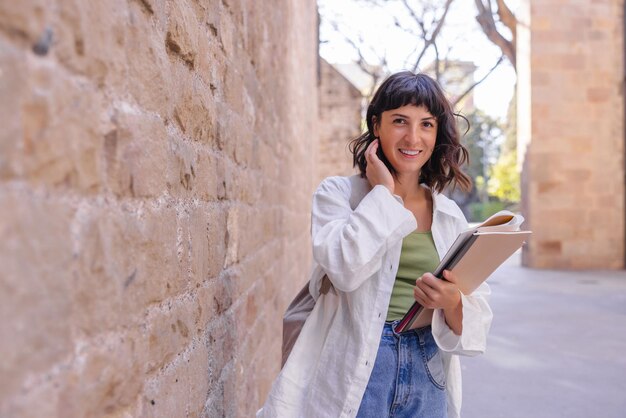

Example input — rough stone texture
[517,0,625,269]
[317,59,362,185]
[0,1,318,417]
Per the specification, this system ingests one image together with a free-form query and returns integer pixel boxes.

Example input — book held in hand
[394,210,532,333]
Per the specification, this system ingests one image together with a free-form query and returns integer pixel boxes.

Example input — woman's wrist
[443,294,463,335]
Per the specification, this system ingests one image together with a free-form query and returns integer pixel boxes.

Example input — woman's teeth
[399,149,420,156]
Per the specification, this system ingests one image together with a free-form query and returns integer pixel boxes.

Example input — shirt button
[389,264,393,270]
[365,360,369,366]
[378,312,382,318]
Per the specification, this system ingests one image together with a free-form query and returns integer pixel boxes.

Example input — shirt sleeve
[431,281,493,356]
[311,177,417,293]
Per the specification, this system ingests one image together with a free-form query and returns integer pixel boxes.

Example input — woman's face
[373,104,437,176]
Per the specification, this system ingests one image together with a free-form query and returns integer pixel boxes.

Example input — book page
[476,210,525,233]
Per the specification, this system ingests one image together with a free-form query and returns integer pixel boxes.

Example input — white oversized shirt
[258,175,493,418]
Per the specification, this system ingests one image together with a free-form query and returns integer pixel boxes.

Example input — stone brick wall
[317,59,362,185]
[518,0,624,268]
[0,1,318,417]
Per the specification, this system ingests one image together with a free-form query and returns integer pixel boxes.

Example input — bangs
[376,73,446,118]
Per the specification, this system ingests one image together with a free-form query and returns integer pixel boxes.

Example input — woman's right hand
[365,139,395,194]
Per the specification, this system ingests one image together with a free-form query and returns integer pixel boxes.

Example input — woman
[258,72,493,418]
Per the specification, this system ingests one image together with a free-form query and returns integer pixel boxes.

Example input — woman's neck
[393,172,425,202]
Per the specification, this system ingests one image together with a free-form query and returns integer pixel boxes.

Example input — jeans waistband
[383,320,432,338]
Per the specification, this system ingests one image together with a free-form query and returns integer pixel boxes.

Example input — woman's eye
[393,118,406,124]
[423,121,434,128]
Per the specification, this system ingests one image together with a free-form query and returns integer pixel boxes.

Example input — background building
[517,0,624,269]
[317,58,362,185]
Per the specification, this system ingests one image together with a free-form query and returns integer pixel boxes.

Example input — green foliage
[469,200,508,222]
[453,109,503,218]
[461,110,502,184]
[487,150,520,202]
[486,94,520,203]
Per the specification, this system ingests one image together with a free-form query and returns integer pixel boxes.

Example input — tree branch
[409,0,455,72]
[452,55,504,107]
[474,0,516,69]
[495,0,517,34]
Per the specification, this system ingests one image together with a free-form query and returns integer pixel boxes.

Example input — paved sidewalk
[461,252,626,418]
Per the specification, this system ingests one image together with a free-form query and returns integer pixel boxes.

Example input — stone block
[187,203,228,287]
[106,109,169,198]
[54,332,144,418]
[587,87,611,102]
[54,0,130,88]
[536,239,562,256]
[125,20,174,118]
[224,205,240,268]
[138,295,199,376]
[164,135,198,197]
[165,0,199,71]
[171,72,218,146]
[0,0,50,46]
[0,191,74,400]
[70,201,183,336]
[139,339,209,418]
[0,40,27,180]
[8,59,109,192]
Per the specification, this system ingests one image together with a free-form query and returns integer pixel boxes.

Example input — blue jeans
[356,322,447,418]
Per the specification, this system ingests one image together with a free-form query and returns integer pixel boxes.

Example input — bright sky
[318,0,519,120]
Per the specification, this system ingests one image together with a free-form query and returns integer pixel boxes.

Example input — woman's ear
[372,116,379,138]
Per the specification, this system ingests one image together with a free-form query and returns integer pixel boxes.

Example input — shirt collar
[354,175,464,221]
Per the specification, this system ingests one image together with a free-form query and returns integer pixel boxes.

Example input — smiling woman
[257,72,492,418]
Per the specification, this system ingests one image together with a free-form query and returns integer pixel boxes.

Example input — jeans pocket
[424,349,446,390]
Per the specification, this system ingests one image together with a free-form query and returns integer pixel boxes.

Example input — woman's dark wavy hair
[349,71,472,194]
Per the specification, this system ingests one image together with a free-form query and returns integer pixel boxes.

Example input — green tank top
[386,231,441,322]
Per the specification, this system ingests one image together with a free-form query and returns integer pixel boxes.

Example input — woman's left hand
[413,270,462,311]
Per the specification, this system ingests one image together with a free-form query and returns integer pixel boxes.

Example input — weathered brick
[124,18,174,118]
[54,332,144,418]
[139,339,210,418]
[1,0,320,416]
[0,0,50,46]
[54,0,130,87]
[165,0,199,71]
[71,202,183,336]
[8,59,108,192]
[0,191,74,400]
[520,0,624,268]
[171,74,218,146]
[106,109,169,198]
[0,40,27,180]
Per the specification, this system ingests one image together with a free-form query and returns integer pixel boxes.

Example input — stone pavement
[461,252,626,418]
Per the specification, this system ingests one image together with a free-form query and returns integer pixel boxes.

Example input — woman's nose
[406,124,422,144]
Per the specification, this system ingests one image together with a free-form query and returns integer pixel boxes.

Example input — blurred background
[0,0,625,417]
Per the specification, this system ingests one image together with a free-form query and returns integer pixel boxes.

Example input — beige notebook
[395,211,532,332]
[450,231,531,294]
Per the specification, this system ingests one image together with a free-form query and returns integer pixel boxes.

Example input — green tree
[488,150,520,202]
[487,95,519,203]
[463,109,502,201]
[450,109,503,221]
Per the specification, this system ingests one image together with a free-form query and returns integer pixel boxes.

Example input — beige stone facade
[0,1,318,417]
[317,59,362,185]
[518,0,625,268]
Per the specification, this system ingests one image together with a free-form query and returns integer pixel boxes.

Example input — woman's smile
[398,148,423,158]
